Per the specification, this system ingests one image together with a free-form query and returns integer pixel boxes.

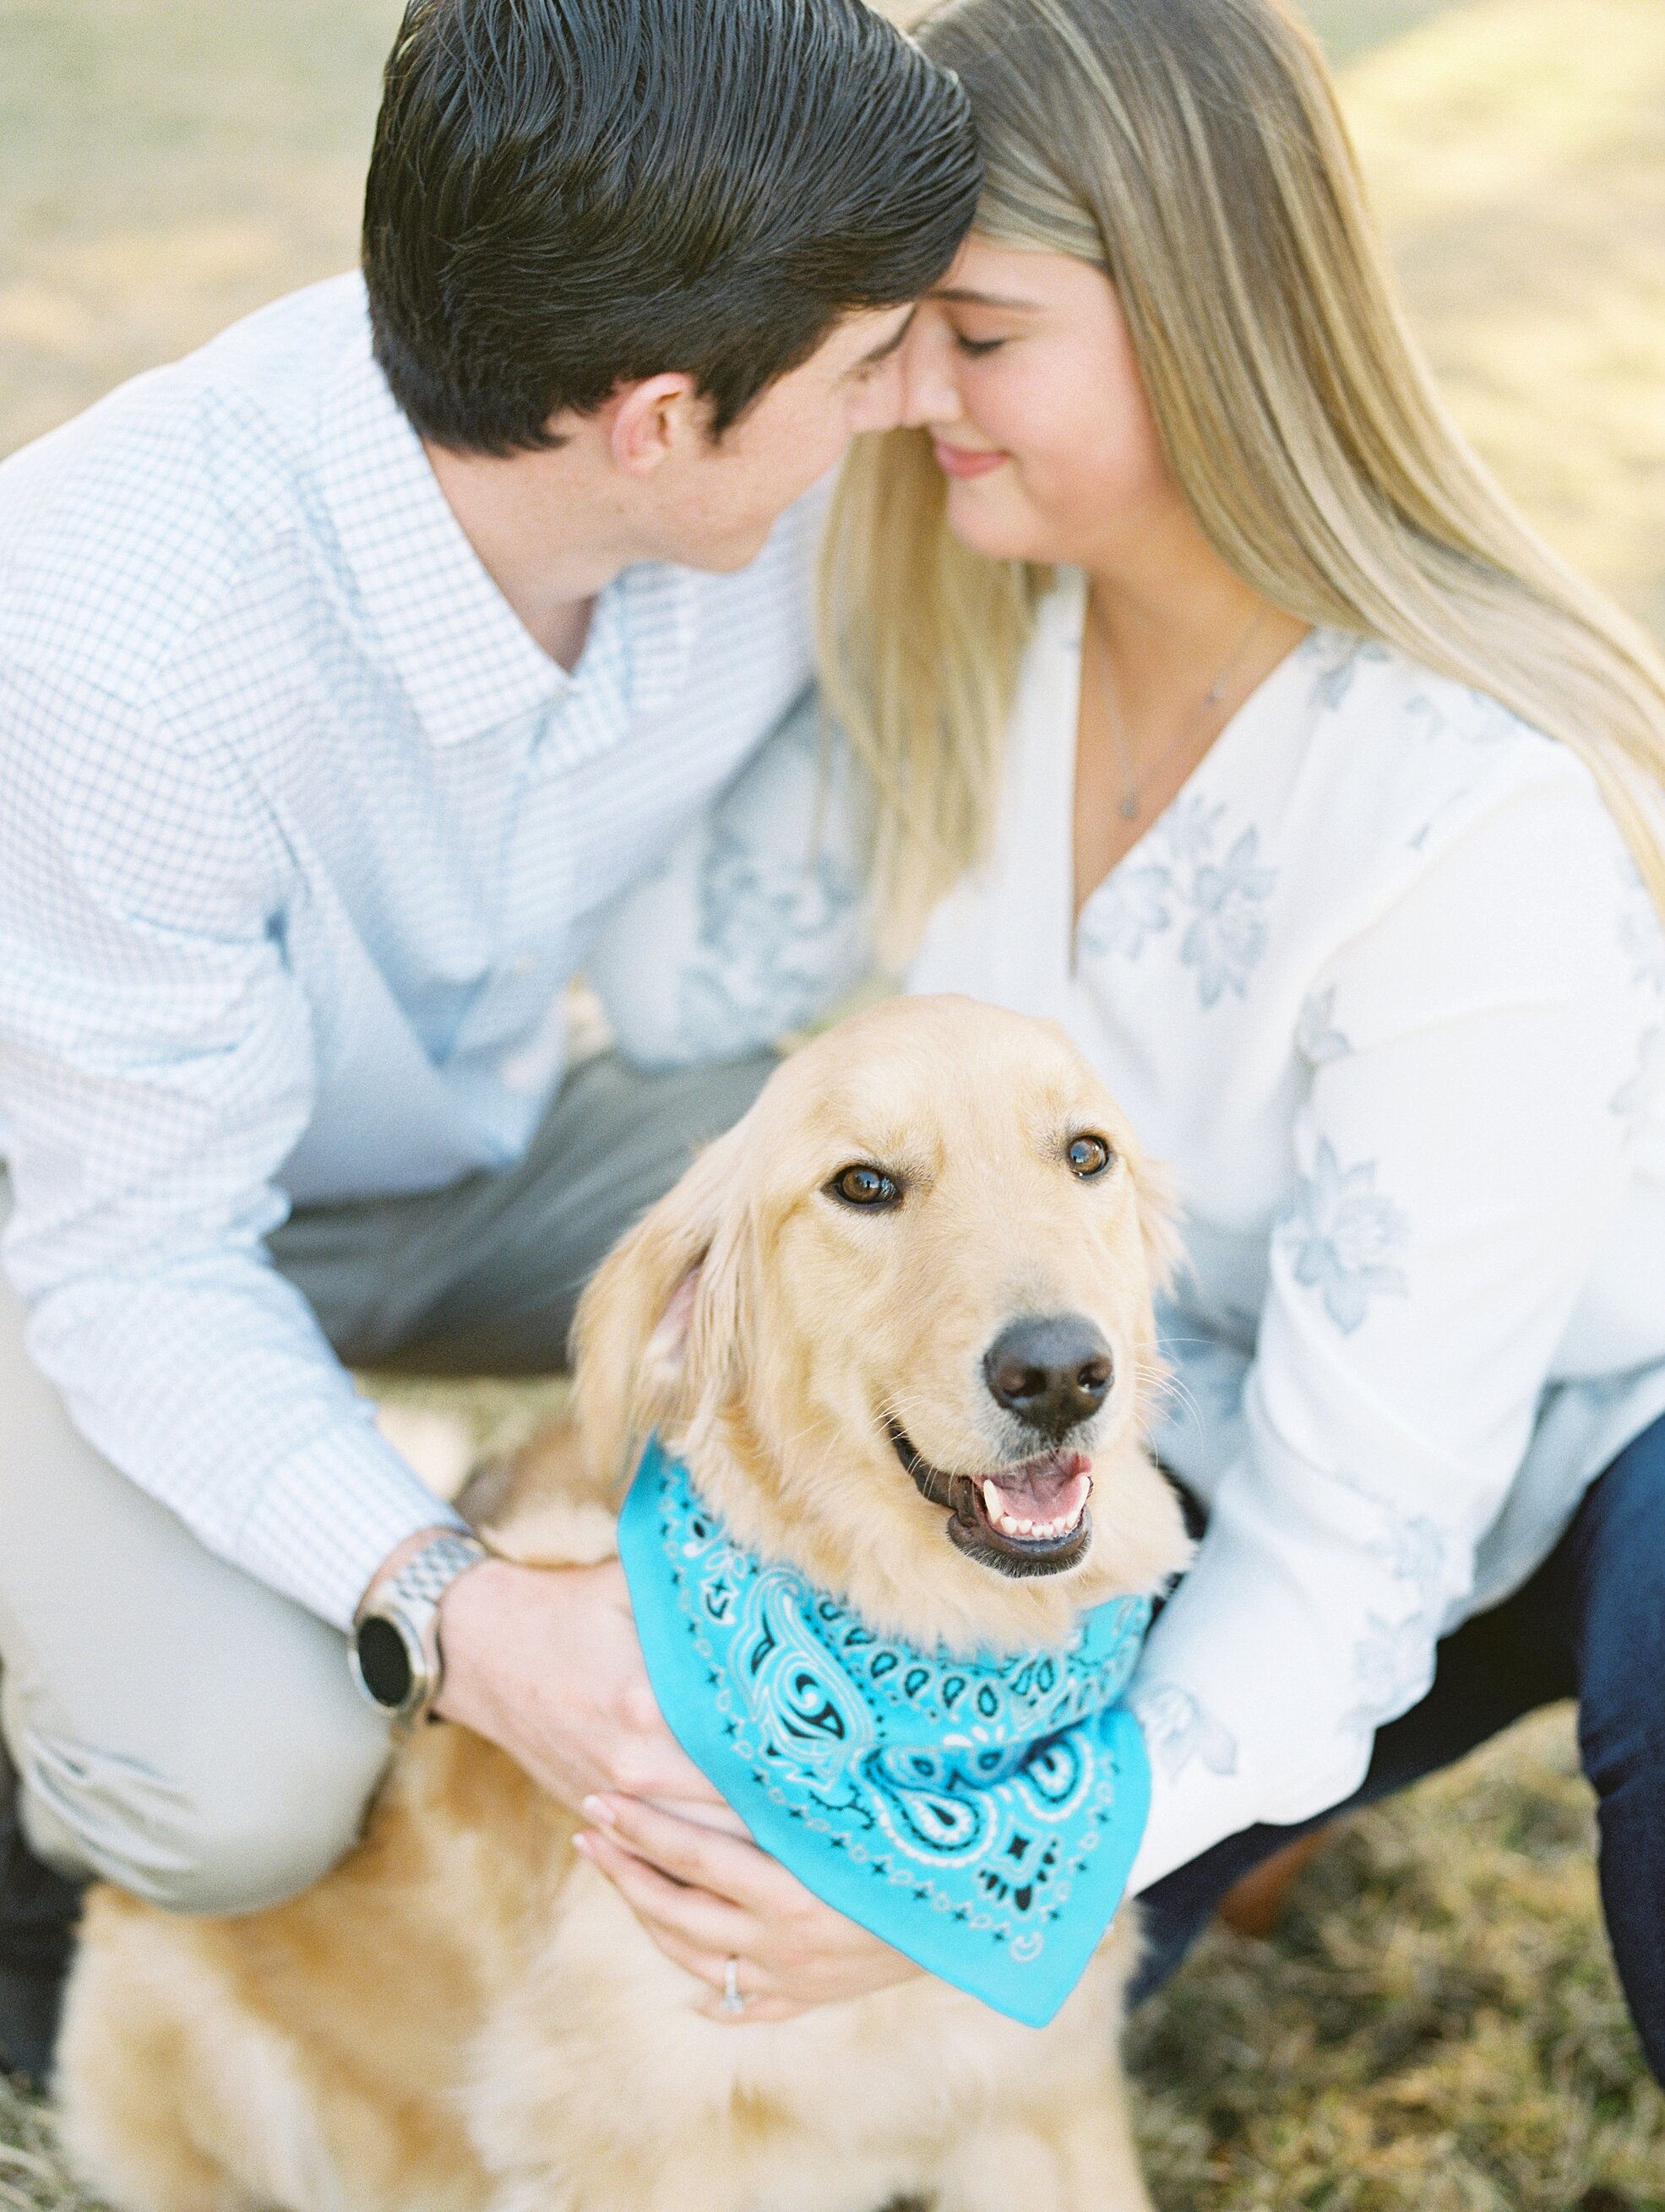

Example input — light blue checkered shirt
[0,274,819,1627]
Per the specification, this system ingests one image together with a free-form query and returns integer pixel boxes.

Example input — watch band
[388,1530,489,1614]
[349,1530,489,1731]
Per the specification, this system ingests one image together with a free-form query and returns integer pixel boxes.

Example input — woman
[583,0,1665,2073]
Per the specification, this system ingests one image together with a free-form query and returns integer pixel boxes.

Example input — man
[0,0,978,2081]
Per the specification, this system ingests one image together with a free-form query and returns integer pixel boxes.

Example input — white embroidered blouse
[591,573,1665,1892]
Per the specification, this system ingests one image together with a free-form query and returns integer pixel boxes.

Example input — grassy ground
[1129,1709,1665,2211]
[3,0,1665,2204]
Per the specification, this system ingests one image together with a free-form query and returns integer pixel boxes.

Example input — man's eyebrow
[930,286,1047,312]
[852,307,918,368]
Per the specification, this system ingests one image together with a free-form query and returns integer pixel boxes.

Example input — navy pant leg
[1133,1411,1665,2083]
[1551,1411,1665,2081]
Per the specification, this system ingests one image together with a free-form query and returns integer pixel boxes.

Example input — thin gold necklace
[1096,603,1269,822]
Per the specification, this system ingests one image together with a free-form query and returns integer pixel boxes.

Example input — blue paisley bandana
[618,1438,1152,2028]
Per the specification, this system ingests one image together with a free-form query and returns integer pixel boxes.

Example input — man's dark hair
[363,0,981,454]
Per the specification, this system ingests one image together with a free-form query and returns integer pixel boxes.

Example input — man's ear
[569,1117,752,1490]
[607,372,704,478]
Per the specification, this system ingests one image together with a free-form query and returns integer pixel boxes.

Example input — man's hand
[429,1550,920,2019]
[433,1554,730,1819]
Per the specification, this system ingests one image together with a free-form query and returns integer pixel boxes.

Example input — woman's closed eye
[953,334,1009,357]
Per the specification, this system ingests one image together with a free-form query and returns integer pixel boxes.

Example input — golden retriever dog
[55,994,1191,2212]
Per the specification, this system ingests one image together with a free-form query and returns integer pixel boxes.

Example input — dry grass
[1129,1708,1665,2210]
[3,0,1664,2201]
[0,0,402,459]
[0,2078,75,2212]
[1340,0,1665,636]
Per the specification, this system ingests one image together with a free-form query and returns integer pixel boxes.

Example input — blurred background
[3,0,1662,635]
[2,1,1663,2206]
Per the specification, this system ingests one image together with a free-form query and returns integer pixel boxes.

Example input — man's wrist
[431,1552,546,1731]
[350,1524,491,1728]
[358,1524,466,1618]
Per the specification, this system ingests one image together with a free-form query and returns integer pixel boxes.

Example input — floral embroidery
[1281,1139,1409,1334]
[1309,1477,1441,1734]
[1609,858,1664,1120]
[1456,687,1525,744]
[672,820,862,1060]
[1296,986,1351,1064]
[1311,638,1390,714]
[1403,787,1475,854]
[1162,792,1227,866]
[1346,1612,1434,1731]
[1327,1469,1446,1613]
[1079,860,1173,962]
[1617,855,1665,992]
[1127,1681,1238,1783]
[1181,827,1278,1006]
[1324,1471,1447,1736]
[1612,1026,1662,1121]
[1403,693,1450,743]
[1078,793,1278,1007]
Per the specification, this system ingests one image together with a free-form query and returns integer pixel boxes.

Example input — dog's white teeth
[987,1491,1028,1537]
[982,1476,1086,1542]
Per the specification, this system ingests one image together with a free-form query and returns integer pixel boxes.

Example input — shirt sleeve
[587,686,873,1069]
[1124,760,1656,1891]
[0,657,461,1628]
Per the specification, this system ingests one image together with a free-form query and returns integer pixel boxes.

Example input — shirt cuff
[1123,1709,1373,1897]
[234,1417,467,1628]
[1124,1759,1244,1897]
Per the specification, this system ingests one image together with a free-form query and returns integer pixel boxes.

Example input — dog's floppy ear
[570,1118,754,1492]
[1129,1145,1183,1298]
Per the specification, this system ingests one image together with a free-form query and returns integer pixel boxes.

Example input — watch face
[355,1615,416,1709]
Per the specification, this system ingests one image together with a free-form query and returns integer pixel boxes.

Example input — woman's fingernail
[572,1830,596,1859]
[581,1794,618,1827]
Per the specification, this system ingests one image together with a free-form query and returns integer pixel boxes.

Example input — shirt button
[508,950,536,978]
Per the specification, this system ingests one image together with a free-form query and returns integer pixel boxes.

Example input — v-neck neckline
[1052,573,1321,974]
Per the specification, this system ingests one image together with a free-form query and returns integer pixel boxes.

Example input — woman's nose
[896,318,964,432]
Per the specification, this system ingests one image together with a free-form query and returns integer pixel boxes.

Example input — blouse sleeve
[1125,758,1661,1891]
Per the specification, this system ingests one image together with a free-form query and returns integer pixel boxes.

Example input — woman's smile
[931,438,1008,480]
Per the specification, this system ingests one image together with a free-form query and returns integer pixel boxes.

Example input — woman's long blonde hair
[821,0,1665,952]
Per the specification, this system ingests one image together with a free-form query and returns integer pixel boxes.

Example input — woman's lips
[932,440,1007,480]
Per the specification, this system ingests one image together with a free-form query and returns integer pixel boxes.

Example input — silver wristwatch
[348,1530,489,1730]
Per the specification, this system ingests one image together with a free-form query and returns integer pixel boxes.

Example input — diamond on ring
[721,1956,749,2015]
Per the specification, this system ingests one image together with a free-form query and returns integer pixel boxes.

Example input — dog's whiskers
[1138,1359,1205,1448]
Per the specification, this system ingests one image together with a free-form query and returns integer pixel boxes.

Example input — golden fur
[55,995,1191,2212]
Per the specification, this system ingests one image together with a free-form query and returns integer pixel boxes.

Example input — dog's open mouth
[887,1421,1094,1578]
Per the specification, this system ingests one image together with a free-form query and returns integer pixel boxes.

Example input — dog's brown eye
[1067,1133,1114,1180]
[829,1164,901,1209]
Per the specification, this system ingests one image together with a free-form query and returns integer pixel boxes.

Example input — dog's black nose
[982,1314,1113,1438]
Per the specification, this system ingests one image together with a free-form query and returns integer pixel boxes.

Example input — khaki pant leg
[270,1046,779,1374]
[0,1046,776,1910]
[0,1176,391,1910]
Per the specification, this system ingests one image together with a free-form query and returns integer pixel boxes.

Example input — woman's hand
[434,1553,921,2019]
[574,1793,923,2023]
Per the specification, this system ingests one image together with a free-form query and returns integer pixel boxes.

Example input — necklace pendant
[1118,794,1140,821]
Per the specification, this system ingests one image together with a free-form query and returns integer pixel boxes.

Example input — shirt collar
[530,556,703,779]
[317,325,698,750]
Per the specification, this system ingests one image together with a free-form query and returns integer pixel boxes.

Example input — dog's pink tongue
[985,1452,1092,1528]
